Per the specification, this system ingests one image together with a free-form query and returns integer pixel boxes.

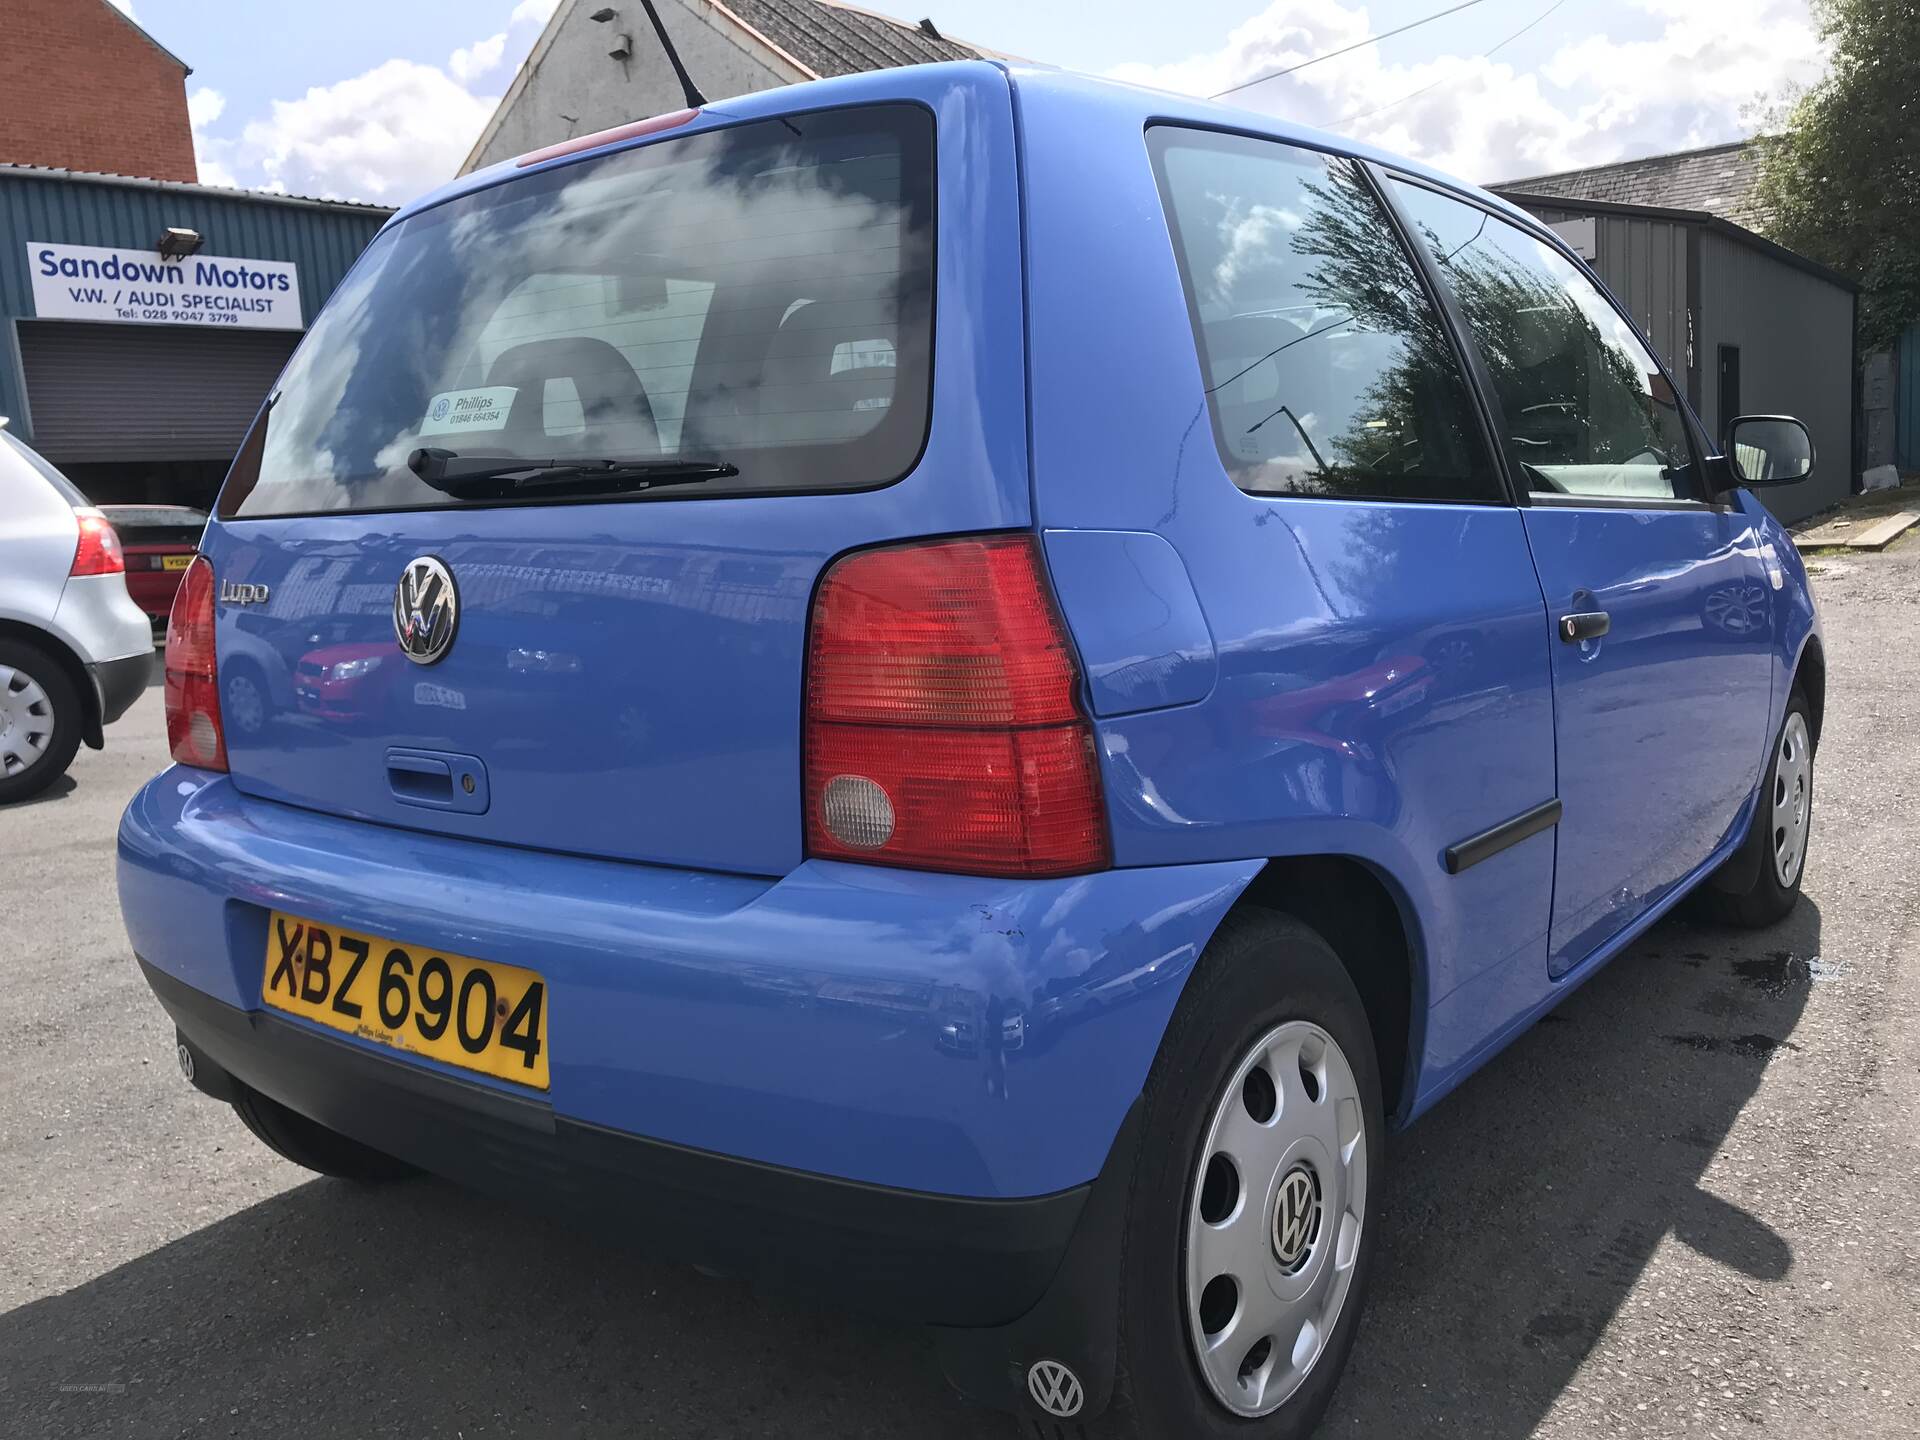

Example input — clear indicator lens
[821,774,895,849]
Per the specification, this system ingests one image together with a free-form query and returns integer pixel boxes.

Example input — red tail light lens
[164,556,227,771]
[804,536,1108,877]
[70,509,125,576]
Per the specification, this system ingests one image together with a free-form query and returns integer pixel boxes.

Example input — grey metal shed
[1496,191,1857,524]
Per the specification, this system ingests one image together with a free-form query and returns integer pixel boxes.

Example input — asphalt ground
[2,541,1916,1438]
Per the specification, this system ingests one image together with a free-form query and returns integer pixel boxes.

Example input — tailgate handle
[386,748,490,815]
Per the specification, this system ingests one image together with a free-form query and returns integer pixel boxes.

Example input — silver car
[0,423,154,801]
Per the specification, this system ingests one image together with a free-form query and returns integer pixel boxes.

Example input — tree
[1754,0,1920,349]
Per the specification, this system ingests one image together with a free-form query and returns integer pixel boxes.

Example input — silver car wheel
[1185,1020,1368,1417]
[0,664,57,777]
[1772,710,1812,888]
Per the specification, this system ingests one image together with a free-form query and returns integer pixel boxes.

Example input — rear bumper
[52,571,153,667]
[90,648,154,727]
[118,768,1260,1202]
[149,958,1089,1327]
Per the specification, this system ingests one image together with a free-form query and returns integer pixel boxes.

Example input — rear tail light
[804,535,1108,877]
[164,556,227,771]
[70,508,125,576]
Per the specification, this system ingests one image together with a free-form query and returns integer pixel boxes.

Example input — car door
[1386,179,1773,976]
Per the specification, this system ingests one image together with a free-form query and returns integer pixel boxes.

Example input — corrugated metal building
[1496,191,1857,523]
[0,164,390,507]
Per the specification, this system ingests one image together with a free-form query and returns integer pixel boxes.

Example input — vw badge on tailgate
[393,556,459,665]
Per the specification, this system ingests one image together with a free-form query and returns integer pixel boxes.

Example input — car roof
[1003,66,1542,227]
[382,60,1537,236]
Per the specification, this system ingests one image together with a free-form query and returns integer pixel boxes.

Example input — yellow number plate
[161,554,194,571]
[262,912,549,1089]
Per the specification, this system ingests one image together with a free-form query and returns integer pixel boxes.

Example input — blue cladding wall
[0,169,390,443]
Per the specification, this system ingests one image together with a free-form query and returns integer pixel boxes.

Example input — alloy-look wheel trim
[0,664,56,778]
[1772,710,1812,888]
[1184,1019,1368,1417]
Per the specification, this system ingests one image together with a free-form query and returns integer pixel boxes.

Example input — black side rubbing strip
[1444,798,1562,875]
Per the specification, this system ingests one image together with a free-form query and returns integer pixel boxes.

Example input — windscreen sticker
[418,387,517,437]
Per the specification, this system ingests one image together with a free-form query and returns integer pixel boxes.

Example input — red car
[293,641,395,723]
[98,505,207,638]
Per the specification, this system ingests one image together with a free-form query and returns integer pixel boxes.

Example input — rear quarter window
[1148,127,1500,505]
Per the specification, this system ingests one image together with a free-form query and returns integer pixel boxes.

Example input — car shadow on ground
[1,902,1819,1440]
[2,773,77,809]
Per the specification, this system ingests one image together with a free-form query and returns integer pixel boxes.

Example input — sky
[106,0,1829,203]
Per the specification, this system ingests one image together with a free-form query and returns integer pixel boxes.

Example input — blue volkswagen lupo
[120,62,1823,1437]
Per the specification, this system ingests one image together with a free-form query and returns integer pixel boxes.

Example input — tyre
[1697,689,1813,929]
[0,639,84,804]
[232,1085,416,1182]
[1095,909,1386,1440]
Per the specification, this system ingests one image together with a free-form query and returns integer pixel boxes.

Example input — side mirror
[1724,415,1813,486]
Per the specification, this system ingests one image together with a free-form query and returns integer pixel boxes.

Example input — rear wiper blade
[406,447,738,498]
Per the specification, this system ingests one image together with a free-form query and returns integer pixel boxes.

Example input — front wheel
[1098,910,1385,1439]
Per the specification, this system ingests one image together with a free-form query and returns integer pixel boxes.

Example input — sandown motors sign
[27,242,302,331]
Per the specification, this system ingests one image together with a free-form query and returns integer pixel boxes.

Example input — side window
[1388,181,1697,501]
[1148,128,1500,503]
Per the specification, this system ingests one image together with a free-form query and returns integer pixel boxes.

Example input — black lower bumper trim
[91,649,155,729]
[142,958,1088,1329]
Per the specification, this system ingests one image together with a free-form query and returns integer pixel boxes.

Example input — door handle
[1559,610,1610,643]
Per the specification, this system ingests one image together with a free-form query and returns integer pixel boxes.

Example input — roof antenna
[635,0,708,108]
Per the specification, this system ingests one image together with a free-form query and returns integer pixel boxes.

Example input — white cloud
[1108,0,1826,184]
[186,86,240,188]
[234,59,501,201]
[450,31,509,83]
[187,86,226,130]
[177,9,547,201]
[106,0,136,16]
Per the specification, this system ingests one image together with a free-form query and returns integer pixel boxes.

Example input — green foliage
[1754,0,1920,348]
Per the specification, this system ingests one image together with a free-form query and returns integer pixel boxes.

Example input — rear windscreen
[221,104,935,518]
[1,430,91,507]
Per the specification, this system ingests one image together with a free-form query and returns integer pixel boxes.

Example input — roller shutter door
[18,321,300,463]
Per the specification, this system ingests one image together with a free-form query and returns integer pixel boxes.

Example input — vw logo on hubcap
[393,556,459,665]
[1272,1163,1322,1273]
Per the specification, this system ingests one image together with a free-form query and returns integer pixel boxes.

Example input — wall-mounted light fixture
[156,227,203,260]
